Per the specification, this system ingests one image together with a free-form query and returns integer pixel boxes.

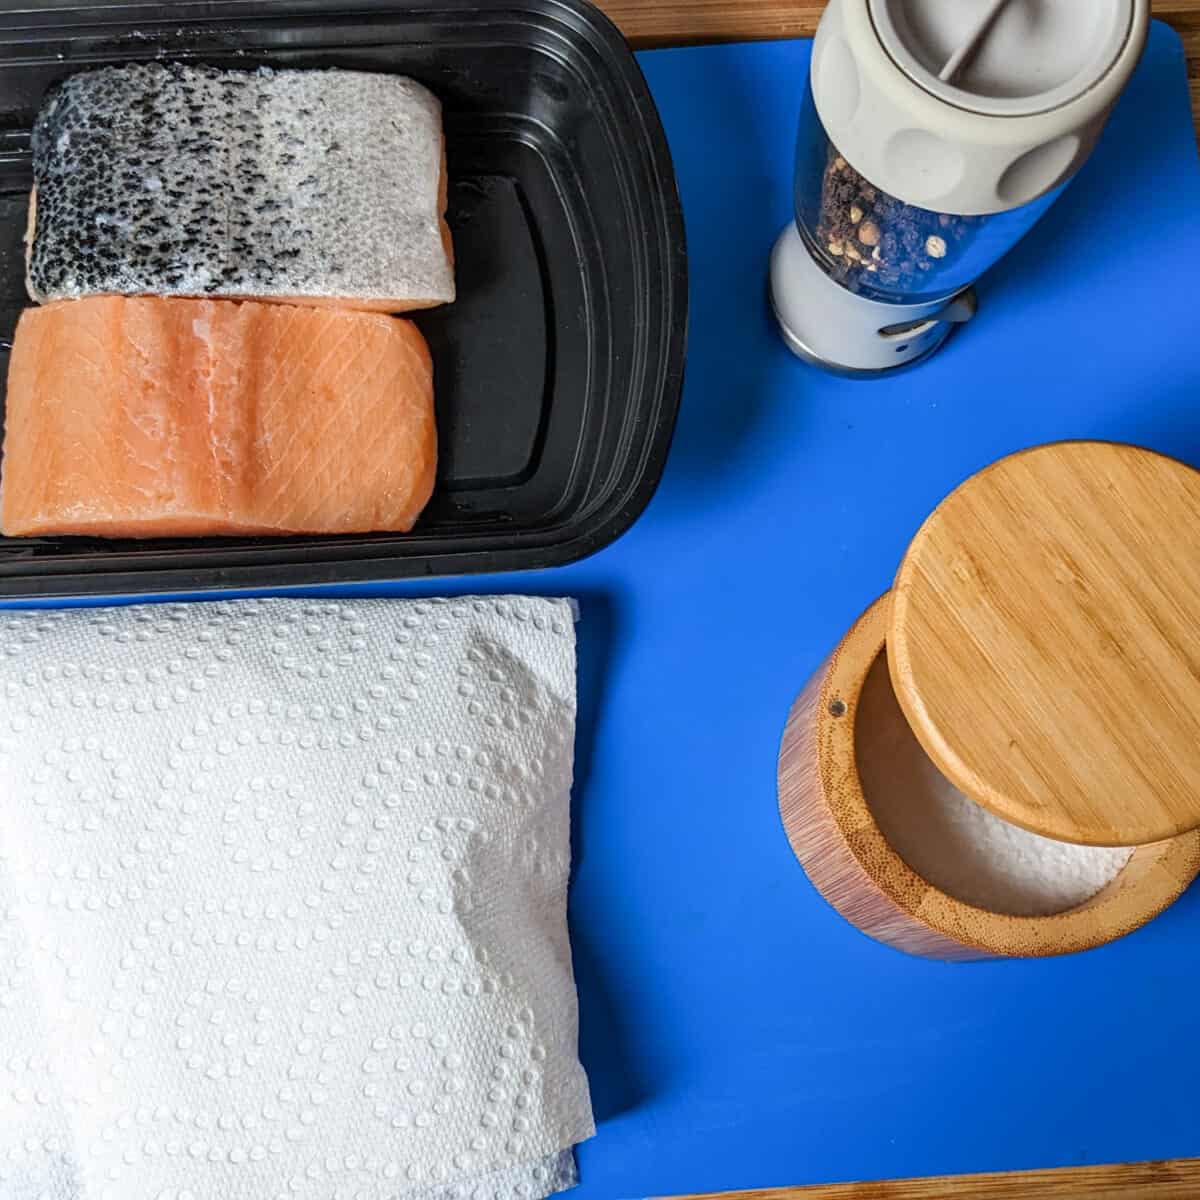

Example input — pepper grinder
[769,0,1149,374]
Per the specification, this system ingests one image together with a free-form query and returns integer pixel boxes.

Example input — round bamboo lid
[889,441,1200,847]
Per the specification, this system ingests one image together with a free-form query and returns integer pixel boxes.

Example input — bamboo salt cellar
[778,441,1200,959]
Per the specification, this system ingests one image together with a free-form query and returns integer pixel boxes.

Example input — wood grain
[597,0,1200,140]
[777,598,986,960]
[889,442,1200,848]
[658,1155,1200,1198]
[777,594,1200,959]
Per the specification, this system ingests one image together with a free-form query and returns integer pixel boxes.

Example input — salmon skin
[0,296,437,538]
[27,64,455,312]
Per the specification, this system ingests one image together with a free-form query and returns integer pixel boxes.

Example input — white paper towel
[0,596,593,1200]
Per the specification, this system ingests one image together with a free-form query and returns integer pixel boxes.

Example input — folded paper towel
[0,596,593,1200]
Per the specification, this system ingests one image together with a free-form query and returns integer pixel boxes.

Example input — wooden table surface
[586,2,1199,1197]
[658,1156,1200,1199]
[599,0,1200,139]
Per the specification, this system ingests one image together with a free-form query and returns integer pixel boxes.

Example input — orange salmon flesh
[1,296,437,538]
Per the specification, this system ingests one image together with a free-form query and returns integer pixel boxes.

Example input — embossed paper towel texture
[0,596,593,1200]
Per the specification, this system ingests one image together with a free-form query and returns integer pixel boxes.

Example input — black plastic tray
[0,0,686,597]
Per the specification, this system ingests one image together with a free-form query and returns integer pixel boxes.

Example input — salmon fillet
[1,296,437,538]
[27,64,455,311]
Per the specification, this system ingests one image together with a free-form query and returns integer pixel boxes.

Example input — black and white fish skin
[27,63,455,310]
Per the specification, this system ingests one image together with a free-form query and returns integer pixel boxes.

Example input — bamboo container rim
[811,595,1200,957]
[889,440,1200,848]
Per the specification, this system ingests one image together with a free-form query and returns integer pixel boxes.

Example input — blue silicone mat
[8,18,1200,1200]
